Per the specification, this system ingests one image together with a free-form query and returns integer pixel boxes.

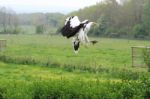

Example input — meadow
[0,35,150,99]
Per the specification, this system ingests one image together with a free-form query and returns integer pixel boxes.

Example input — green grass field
[0,35,150,99]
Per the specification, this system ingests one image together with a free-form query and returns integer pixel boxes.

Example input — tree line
[0,7,65,34]
[0,7,19,34]
[70,0,150,39]
[18,13,65,34]
[0,0,150,39]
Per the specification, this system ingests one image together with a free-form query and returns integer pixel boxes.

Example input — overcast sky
[0,0,102,14]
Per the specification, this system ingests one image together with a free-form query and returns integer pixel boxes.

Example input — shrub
[36,25,45,34]
[12,27,21,34]
[132,24,147,39]
[140,76,150,99]
[1,78,150,99]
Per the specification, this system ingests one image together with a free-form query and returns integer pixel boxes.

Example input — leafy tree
[69,0,148,39]
[143,0,150,37]
[89,15,108,36]
[0,7,19,34]
[36,25,45,34]
[97,15,109,36]
[132,24,147,39]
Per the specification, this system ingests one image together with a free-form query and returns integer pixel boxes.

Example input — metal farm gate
[132,46,150,67]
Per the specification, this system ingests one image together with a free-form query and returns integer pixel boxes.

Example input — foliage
[0,7,19,34]
[0,75,150,99]
[144,0,150,35]
[70,0,150,39]
[36,25,45,34]
[143,48,150,71]
[18,13,65,34]
[90,15,109,36]
[132,24,147,39]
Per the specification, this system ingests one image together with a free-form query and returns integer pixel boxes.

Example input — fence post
[0,39,7,51]
[131,47,134,67]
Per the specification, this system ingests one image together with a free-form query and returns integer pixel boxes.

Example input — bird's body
[60,16,98,53]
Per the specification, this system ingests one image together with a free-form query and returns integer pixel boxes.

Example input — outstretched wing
[69,16,80,28]
[61,16,83,38]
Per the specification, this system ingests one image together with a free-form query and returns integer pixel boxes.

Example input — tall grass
[0,35,150,98]
[0,77,150,99]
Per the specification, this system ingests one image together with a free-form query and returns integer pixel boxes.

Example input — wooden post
[0,39,6,51]
[131,47,134,67]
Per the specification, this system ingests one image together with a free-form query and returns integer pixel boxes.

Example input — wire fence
[0,39,6,51]
[132,46,150,67]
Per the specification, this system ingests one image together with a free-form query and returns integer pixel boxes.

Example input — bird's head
[91,22,99,26]
[81,20,98,32]
[82,20,98,27]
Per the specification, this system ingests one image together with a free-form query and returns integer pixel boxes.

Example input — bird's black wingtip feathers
[60,16,85,39]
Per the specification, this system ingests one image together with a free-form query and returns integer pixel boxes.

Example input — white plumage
[70,16,80,28]
[61,16,98,53]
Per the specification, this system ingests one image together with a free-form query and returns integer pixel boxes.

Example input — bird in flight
[61,16,98,53]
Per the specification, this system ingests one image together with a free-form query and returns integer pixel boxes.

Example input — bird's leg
[85,35,98,45]
[84,34,91,47]
[85,34,90,43]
